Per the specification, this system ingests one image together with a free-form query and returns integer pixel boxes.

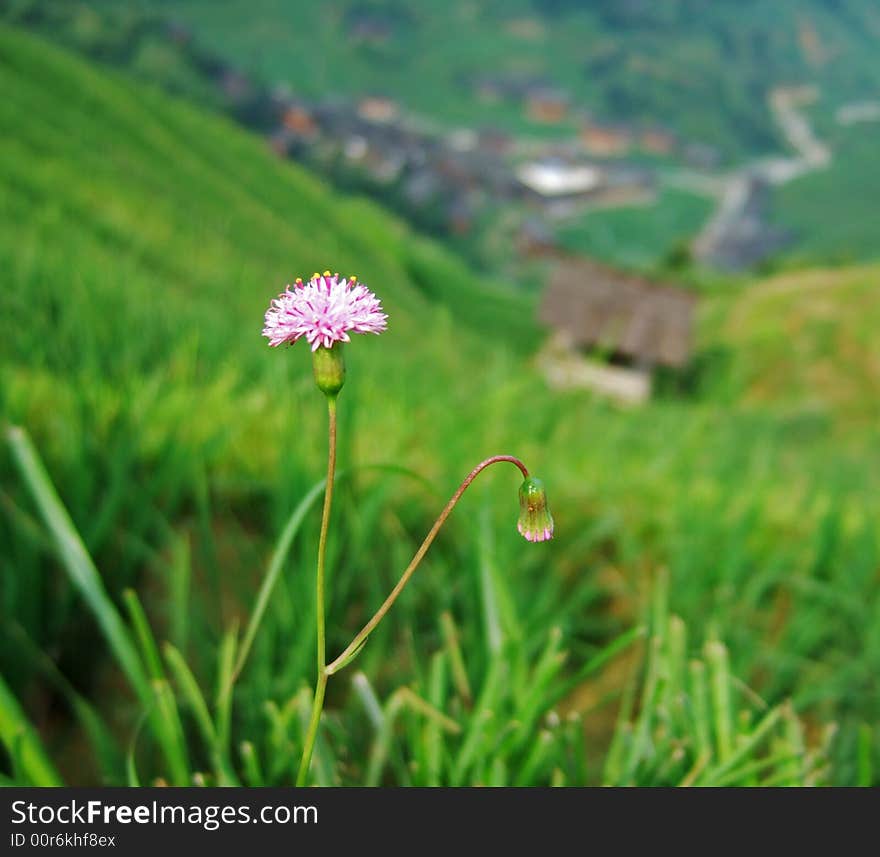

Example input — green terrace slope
[716,264,880,425]
[0,23,536,366]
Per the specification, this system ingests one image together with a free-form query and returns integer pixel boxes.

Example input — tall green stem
[325,455,528,676]
[296,447,528,784]
[297,396,337,786]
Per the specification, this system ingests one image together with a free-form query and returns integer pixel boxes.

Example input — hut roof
[539,259,696,368]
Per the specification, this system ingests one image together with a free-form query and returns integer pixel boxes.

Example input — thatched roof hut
[539,259,696,368]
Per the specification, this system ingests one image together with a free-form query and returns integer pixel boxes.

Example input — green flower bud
[517,477,554,543]
[312,343,346,397]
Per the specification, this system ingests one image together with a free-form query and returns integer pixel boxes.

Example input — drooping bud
[517,477,554,543]
[312,342,346,397]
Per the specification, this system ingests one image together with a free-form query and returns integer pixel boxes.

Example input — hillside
[718,264,880,423]
[1,26,879,785]
[772,117,880,266]
[0,20,534,349]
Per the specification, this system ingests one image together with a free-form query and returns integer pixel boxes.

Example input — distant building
[282,104,317,138]
[447,128,478,152]
[446,195,475,235]
[525,89,569,124]
[516,159,652,216]
[472,74,550,105]
[357,96,400,124]
[268,129,295,158]
[537,259,696,403]
[477,127,514,156]
[343,135,369,161]
[366,148,406,183]
[516,160,602,198]
[639,127,676,156]
[402,168,440,206]
[580,122,633,157]
[218,68,253,104]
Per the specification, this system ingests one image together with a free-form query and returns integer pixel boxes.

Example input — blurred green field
[1,26,878,786]
[555,188,713,271]
[773,122,880,267]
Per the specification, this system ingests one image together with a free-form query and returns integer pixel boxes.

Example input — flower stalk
[296,393,337,786]
[262,271,553,785]
[325,455,529,676]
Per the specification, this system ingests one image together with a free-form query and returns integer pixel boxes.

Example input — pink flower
[263,271,387,350]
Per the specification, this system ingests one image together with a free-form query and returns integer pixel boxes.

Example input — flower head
[263,271,387,351]
[517,477,554,543]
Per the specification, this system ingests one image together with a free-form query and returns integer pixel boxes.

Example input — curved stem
[325,455,528,676]
[296,396,337,786]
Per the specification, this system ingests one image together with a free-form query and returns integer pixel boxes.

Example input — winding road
[667,86,832,267]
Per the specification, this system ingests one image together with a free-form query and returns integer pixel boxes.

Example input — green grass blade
[857,723,874,787]
[364,693,402,787]
[6,425,151,703]
[5,622,122,782]
[167,534,191,651]
[514,730,554,786]
[602,666,639,785]
[123,590,190,786]
[215,621,239,760]
[351,672,385,731]
[705,640,735,762]
[440,611,472,706]
[397,688,460,735]
[240,741,264,787]
[622,635,663,784]
[698,705,784,786]
[551,624,646,707]
[708,750,800,787]
[151,680,192,786]
[452,660,504,785]
[423,653,448,786]
[125,710,151,788]
[689,659,712,763]
[666,615,689,736]
[163,643,217,748]
[478,505,522,650]
[232,478,327,681]
[0,673,63,786]
[123,589,165,682]
[477,513,503,656]
[233,463,431,681]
